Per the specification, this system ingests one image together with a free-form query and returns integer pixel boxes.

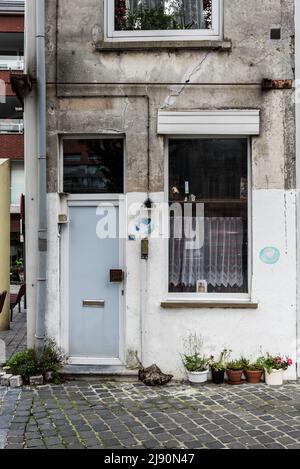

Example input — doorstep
[61,364,139,381]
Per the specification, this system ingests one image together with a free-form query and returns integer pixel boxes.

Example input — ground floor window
[63,138,124,194]
[168,138,249,295]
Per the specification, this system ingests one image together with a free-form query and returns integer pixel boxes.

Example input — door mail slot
[82,300,105,308]
[110,270,124,283]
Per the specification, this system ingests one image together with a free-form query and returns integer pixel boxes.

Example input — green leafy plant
[246,357,265,371]
[6,339,66,384]
[226,359,244,371]
[182,333,209,372]
[240,357,250,370]
[261,354,293,374]
[182,354,209,373]
[210,349,232,371]
[6,349,39,382]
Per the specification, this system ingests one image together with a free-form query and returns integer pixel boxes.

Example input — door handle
[82,300,105,308]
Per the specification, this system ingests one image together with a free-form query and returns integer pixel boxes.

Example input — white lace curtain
[169,217,244,289]
[127,1,205,29]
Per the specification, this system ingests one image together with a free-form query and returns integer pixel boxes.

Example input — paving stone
[26,439,44,448]
[2,380,300,450]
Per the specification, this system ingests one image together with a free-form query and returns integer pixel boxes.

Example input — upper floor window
[106,0,221,41]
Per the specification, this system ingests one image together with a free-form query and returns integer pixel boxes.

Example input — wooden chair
[10,284,26,322]
[0,291,7,315]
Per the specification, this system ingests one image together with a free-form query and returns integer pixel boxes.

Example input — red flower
[287,358,293,366]
[275,357,281,364]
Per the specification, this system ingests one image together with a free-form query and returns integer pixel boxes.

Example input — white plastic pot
[265,369,283,386]
[187,370,209,384]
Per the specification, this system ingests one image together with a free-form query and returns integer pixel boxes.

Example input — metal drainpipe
[35,0,47,350]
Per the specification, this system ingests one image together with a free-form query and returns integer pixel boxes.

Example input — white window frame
[105,0,222,42]
[164,136,252,302]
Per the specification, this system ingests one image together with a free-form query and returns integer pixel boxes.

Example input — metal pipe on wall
[35,0,47,349]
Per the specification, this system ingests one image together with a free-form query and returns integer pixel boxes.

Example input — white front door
[67,199,123,365]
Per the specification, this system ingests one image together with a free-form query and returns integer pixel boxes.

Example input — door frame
[60,194,125,366]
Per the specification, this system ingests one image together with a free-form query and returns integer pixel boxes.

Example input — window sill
[161,299,259,309]
[96,40,231,53]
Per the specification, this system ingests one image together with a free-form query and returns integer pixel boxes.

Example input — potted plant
[182,334,209,384]
[262,354,293,386]
[210,349,231,385]
[182,354,210,384]
[245,357,264,384]
[226,359,245,385]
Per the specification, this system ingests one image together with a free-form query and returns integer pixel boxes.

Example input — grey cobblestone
[0,381,300,449]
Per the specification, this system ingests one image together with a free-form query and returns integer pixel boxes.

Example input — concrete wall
[25,0,297,378]
[0,159,10,331]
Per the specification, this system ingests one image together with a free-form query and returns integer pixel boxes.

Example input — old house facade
[24,0,298,378]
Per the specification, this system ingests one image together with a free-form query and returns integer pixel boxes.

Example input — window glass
[169,139,248,294]
[115,0,212,31]
[63,139,124,194]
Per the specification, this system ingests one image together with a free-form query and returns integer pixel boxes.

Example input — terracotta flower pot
[227,369,244,385]
[245,370,263,384]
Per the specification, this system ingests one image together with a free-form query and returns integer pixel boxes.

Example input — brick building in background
[0,0,25,276]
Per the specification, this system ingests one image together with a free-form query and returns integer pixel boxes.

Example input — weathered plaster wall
[45,0,295,192]
[41,0,297,378]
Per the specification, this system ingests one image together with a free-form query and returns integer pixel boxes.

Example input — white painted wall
[134,190,297,380]
[45,188,297,380]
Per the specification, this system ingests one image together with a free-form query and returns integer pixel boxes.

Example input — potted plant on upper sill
[182,333,209,384]
[226,359,245,385]
[210,349,231,385]
[244,358,265,384]
[262,354,293,386]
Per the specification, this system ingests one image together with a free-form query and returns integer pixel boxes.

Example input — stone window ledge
[95,40,232,53]
[161,299,259,309]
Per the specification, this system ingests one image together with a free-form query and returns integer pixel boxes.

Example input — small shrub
[182,333,209,372]
[7,349,38,382]
[261,354,293,374]
[6,339,65,384]
[182,353,209,373]
[246,357,265,371]
[240,357,250,370]
[210,349,232,371]
[226,359,244,371]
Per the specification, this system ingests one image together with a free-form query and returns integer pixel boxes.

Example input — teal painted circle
[259,247,280,265]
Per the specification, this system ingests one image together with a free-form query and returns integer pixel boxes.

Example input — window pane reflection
[63,139,124,194]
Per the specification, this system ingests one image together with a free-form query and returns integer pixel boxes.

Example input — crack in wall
[162,51,212,108]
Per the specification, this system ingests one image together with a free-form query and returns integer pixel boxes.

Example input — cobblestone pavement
[0,388,21,449]
[1,381,300,450]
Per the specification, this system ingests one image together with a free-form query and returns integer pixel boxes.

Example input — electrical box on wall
[58,214,68,224]
[141,238,149,260]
